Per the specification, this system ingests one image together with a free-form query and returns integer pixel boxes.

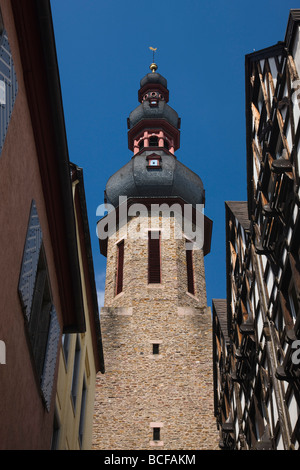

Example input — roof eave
[12,0,85,333]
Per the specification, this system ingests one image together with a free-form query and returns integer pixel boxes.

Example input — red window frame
[116,240,124,295]
[186,241,195,295]
[148,231,161,284]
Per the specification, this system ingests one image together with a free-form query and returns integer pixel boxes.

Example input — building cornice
[285,9,300,52]
[98,196,212,257]
[12,0,85,333]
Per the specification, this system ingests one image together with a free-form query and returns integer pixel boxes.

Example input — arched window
[149,136,158,147]
[116,240,124,295]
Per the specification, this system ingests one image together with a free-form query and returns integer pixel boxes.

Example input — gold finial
[149,47,158,72]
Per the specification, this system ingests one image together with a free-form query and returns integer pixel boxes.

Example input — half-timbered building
[213,9,300,450]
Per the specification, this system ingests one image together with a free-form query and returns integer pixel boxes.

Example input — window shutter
[148,231,161,283]
[18,201,43,322]
[0,29,18,155]
[41,306,61,412]
[186,246,195,295]
[0,9,3,35]
[116,240,124,295]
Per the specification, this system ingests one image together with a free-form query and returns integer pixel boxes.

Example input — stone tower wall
[92,214,219,450]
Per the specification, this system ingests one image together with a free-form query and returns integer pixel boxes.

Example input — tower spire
[149,46,158,72]
[93,64,218,451]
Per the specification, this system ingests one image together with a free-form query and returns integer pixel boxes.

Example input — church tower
[92,60,219,450]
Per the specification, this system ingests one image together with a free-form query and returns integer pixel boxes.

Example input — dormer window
[149,94,158,107]
[149,158,159,167]
[147,154,161,169]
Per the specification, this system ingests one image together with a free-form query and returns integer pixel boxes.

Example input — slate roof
[225,201,250,231]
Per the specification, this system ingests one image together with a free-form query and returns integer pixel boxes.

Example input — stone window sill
[114,291,125,299]
[149,440,164,447]
[186,291,199,301]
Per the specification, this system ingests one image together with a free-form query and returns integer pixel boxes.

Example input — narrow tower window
[148,231,161,284]
[186,242,195,295]
[116,240,124,295]
[153,427,160,441]
[153,343,159,355]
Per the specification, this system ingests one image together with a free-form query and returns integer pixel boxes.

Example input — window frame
[148,231,161,284]
[186,240,195,296]
[115,239,125,296]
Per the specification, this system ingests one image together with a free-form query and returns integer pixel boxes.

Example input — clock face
[147,153,161,169]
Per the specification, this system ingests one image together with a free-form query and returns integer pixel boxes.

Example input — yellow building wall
[55,332,97,449]
[54,180,98,450]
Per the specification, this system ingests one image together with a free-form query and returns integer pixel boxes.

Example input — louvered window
[148,231,161,283]
[149,136,158,146]
[116,239,124,295]
[18,200,61,411]
[0,11,18,155]
[28,247,52,380]
[186,242,195,295]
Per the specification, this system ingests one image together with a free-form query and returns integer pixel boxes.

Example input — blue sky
[51,0,291,310]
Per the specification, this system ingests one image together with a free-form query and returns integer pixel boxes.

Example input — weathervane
[149,47,158,72]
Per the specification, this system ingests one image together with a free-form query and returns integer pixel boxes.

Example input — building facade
[92,63,219,450]
[0,0,103,449]
[213,10,300,450]
[53,165,104,450]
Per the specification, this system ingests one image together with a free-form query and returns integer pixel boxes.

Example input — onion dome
[127,64,181,152]
[105,150,205,208]
[128,97,180,132]
[105,63,205,208]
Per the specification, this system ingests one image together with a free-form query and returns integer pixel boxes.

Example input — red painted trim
[148,231,161,284]
[98,196,213,257]
[115,239,125,295]
[128,118,180,151]
[138,83,169,103]
[186,242,195,295]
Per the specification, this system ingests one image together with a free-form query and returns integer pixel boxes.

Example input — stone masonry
[92,214,219,450]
